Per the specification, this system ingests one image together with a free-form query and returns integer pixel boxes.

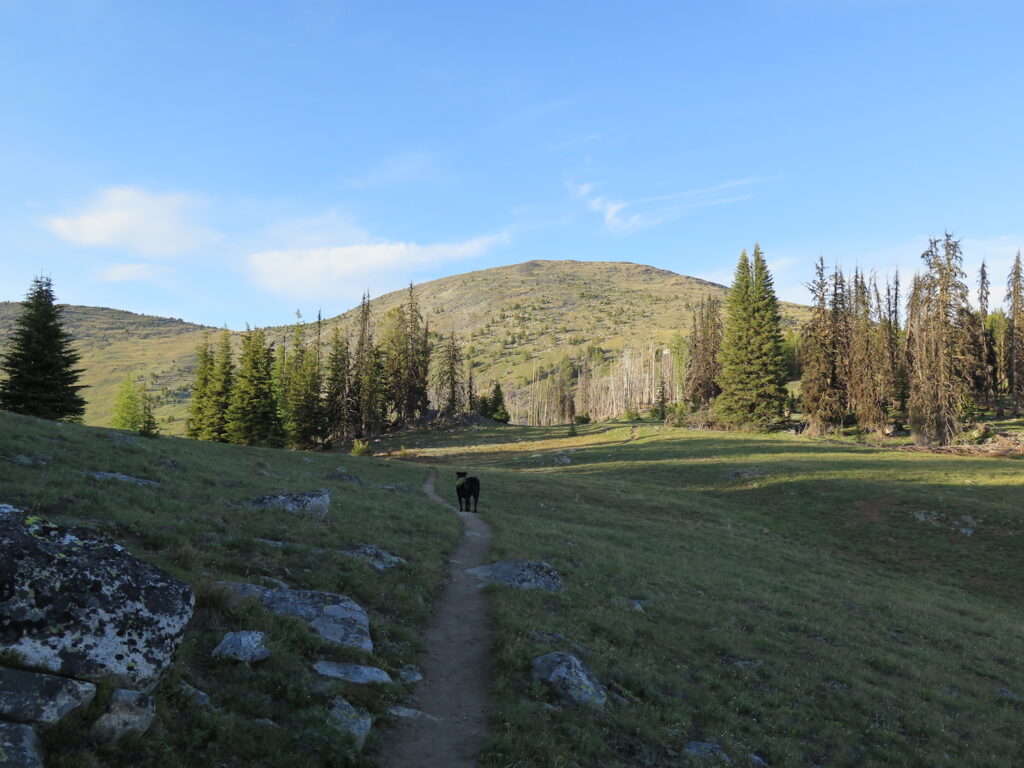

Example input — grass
[0,410,460,767]
[378,422,1024,767]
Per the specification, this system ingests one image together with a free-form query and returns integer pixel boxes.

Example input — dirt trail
[379,468,493,768]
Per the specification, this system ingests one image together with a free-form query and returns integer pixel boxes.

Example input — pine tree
[226,327,282,446]
[203,329,235,442]
[137,389,160,437]
[323,327,351,447]
[186,333,213,438]
[715,245,788,427]
[489,381,509,422]
[1006,250,1024,415]
[112,375,144,431]
[281,318,322,448]
[352,293,382,436]
[684,296,722,409]
[403,284,430,423]
[800,257,846,434]
[433,333,464,418]
[654,372,668,420]
[0,276,86,421]
[379,305,409,425]
[846,271,886,431]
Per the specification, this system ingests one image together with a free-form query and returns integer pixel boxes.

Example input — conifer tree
[403,284,431,423]
[0,277,86,421]
[1007,250,1024,415]
[684,296,722,409]
[323,327,352,446]
[281,318,322,448]
[433,333,465,418]
[379,305,409,424]
[800,257,846,434]
[226,327,281,446]
[203,329,235,442]
[846,271,887,431]
[137,389,160,437]
[186,333,213,438]
[489,381,510,422]
[352,293,382,436]
[715,245,788,427]
[112,375,144,431]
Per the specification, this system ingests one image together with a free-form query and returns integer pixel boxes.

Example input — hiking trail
[379,468,493,767]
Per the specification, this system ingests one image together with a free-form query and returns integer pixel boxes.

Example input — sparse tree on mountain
[226,327,281,447]
[186,333,213,438]
[683,296,722,410]
[0,276,86,421]
[715,245,788,427]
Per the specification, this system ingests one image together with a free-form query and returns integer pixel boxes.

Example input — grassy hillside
[379,422,1024,767]
[0,410,460,767]
[2,261,813,434]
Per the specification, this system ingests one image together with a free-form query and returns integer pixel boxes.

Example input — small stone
[530,651,606,709]
[398,665,423,684]
[683,741,732,763]
[0,667,96,725]
[326,470,363,485]
[260,576,290,590]
[212,631,270,664]
[0,722,43,767]
[327,696,373,750]
[827,680,849,690]
[553,455,572,465]
[253,718,279,728]
[178,682,213,709]
[339,543,407,572]
[748,754,769,767]
[91,689,156,741]
[387,705,438,721]
[725,468,763,480]
[254,538,285,549]
[467,560,564,591]
[5,454,35,467]
[87,471,159,486]
[313,661,392,685]
[250,490,331,520]
[997,687,1020,701]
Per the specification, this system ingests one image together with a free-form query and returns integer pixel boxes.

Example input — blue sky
[2,1,1022,327]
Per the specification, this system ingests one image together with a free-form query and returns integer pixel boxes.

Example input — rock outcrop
[86,471,159,486]
[0,668,96,725]
[217,582,371,651]
[250,490,331,520]
[0,721,44,767]
[530,652,606,709]
[91,689,156,741]
[467,560,564,591]
[0,504,194,690]
[339,543,407,572]
[327,696,373,750]
[212,631,271,664]
[314,661,392,685]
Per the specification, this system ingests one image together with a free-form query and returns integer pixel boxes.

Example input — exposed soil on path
[378,468,493,768]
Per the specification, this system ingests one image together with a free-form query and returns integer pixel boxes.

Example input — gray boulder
[314,661,392,684]
[251,490,331,520]
[178,681,213,710]
[327,696,373,750]
[530,652,606,709]
[91,689,156,741]
[0,505,194,690]
[326,470,363,485]
[683,742,732,763]
[467,560,564,591]
[0,722,43,767]
[212,631,270,664]
[339,543,407,572]
[87,471,159,486]
[398,665,423,684]
[0,667,96,725]
[217,582,371,651]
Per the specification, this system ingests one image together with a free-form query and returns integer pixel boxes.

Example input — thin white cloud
[346,151,448,188]
[567,178,764,233]
[95,263,174,283]
[47,187,217,256]
[247,233,510,299]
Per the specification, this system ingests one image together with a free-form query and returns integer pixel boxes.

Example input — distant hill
[0,260,812,432]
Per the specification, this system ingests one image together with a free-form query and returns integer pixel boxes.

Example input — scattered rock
[87,471,159,487]
[212,631,271,664]
[327,696,373,750]
[325,470,363,485]
[0,722,44,767]
[253,717,279,728]
[748,754,769,767]
[997,687,1020,701]
[827,680,849,690]
[387,705,438,722]
[216,582,371,651]
[397,665,423,684]
[339,543,407,572]
[0,667,96,725]
[467,560,564,591]
[91,689,157,741]
[5,454,47,467]
[178,681,213,709]
[530,652,606,709]
[957,515,978,535]
[553,455,572,465]
[725,468,763,480]
[731,658,763,671]
[0,505,194,690]
[683,741,732,763]
[314,661,392,685]
[250,490,331,520]
[254,538,285,549]
[911,509,943,523]
[378,483,414,492]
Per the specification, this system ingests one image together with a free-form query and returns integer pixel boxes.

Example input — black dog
[455,471,480,512]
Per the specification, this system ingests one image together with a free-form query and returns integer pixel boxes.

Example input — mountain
[1,260,812,432]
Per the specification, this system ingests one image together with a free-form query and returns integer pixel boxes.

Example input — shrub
[350,439,374,457]
[574,413,591,425]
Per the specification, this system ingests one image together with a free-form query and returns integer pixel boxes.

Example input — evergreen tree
[352,293,382,436]
[403,284,431,423]
[800,257,846,434]
[715,245,788,427]
[433,333,464,418]
[281,318,322,448]
[1007,250,1024,415]
[654,372,668,420]
[683,296,722,409]
[186,333,213,438]
[846,271,887,431]
[203,329,235,442]
[379,305,409,425]
[323,327,352,447]
[112,375,143,431]
[489,380,510,422]
[226,327,282,446]
[137,389,160,437]
[0,276,86,421]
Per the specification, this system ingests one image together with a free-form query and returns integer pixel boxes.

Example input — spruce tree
[352,293,382,436]
[112,375,144,431]
[280,317,322,448]
[489,381,510,422]
[800,257,846,434]
[846,271,886,431]
[1007,250,1024,415]
[433,333,464,418]
[204,329,235,442]
[137,389,160,437]
[0,276,86,421]
[226,327,281,446]
[684,296,722,409]
[323,327,351,447]
[715,245,788,427]
[403,284,431,423]
[186,333,213,438]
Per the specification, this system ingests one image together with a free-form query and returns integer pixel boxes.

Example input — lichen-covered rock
[91,689,156,741]
[530,652,606,709]
[212,631,270,664]
[0,721,43,767]
[327,696,373,750]
[683,741,732,763]
[216,582,371,651]
[0,667,96,725]
[250,490,331,520]
[0,505,194,690]
[339,543,406,572]
[86,471,159,486]
[467,560,564,591]
[314,661,392,684]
